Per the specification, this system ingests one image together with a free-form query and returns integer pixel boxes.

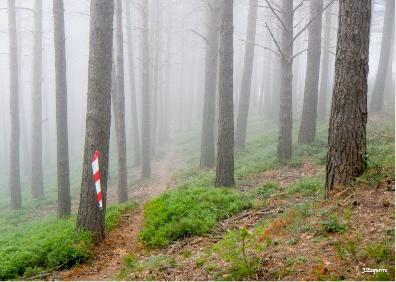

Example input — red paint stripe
[92,150,100,161]
[97,191,102,202]
[93,171,101,182]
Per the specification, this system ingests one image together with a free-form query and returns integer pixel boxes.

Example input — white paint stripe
[95,180,101,194]
[92,159,99,174]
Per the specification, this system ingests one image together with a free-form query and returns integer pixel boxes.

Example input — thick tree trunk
[113,0,128,203]
[235,0,258,150]
[369,0,394,112]
[200,0,220,169]
[326,0,371,196]
[298,0,323,144]
[215,0,234,187]
[277,0,294,162]
[77,0,114,243]
[8,0,22,210]
[54,0,71,218]
[31,0,44,198]
[317,5,333,121]
[141,0,151,178]
[125,0,141,167]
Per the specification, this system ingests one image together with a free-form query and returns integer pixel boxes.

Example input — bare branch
[293,0,336,43]
[293,0,305,14]
[264,0,287,31]
[190,29,208,45]
[265,22,285,60]
[291,48,311,60]
[237,38,281,58]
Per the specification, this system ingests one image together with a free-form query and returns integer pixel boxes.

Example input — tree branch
[264,0,287,31]
[292,0,336,43]
[237,38,281,58]
[265,22,285,60]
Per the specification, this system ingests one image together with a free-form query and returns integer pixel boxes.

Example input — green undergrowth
[0,201,136,280]
[140,186,252,247]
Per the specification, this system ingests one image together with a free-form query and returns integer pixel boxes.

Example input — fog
[0,0,393,210]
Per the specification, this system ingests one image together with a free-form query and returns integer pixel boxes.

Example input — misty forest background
[0,0,394,280]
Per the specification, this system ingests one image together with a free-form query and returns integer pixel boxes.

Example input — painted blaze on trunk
[326,0,371,196]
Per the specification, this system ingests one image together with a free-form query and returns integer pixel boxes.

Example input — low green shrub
[140,186,252,247]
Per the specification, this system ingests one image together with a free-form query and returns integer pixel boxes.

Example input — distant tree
[8,0,22,210]
[53,0,71,218]
[31,0,44,198]
[77,0,114,242]
[112,0,128,203]
[298,0,323,144]
[326,0,371,196]
[215,0,234,187]
[317,4,333,121]
[370,0,395,112]
[125,0,141,167]
[200,0,220,169]
[141,0,151,178]
[235,0,258,150]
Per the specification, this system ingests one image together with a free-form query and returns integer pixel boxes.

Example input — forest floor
[51,145,184,281]
[44,115,394,281]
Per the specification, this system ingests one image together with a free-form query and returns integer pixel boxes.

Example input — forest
[0,0,394,281]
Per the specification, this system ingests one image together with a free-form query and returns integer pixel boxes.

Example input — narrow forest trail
[53,145,183,281]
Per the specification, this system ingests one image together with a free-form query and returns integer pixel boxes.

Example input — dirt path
[53,146,181,281]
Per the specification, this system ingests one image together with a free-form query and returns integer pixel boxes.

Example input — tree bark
[277,0,294,162]
[298,0,323,144]
[215,0,234,187]
[326,0,371,196]
[369,0,394,112]
[317,4,333,121]
[31,0,44,198]
[77,0,114,243]
[54,0,71,218]
[8,0,22,210]
[200,0,220,169]
[141,0,151,178]
[125,0,141,167]
[113,0,128,203]
[235,0,258,150]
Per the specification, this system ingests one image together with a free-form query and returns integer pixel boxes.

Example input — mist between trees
[0,0,393,241]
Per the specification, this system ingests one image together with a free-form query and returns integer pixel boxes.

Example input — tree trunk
[235,0,258,150]
[298,0,323,144]
[262,46,272,118]
[141,0,151,178]
[317,4,333,121]
[277,0,294,162]
[77,0,114,243]
[215,0,234,187]
[8,0,22,210]
[369,0,394,112]
[54,0,71,218]
[326,0,371,196]
[200,0,220,169]
[113,0,128,203]
[125,0,141,167]
[31,0,44,198]
[150,2,161,157]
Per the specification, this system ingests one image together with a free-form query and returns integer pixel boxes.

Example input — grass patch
[289,177,324,197]
[140,186,252,247]
[0,201,136,280]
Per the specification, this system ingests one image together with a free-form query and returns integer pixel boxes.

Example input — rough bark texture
[277,0,294,162]
[8,0,22,210]
[298,0,323,144]
[369,0,394,112]
[31,0,44,198]
[215,0,234,187]
[141,0,151,178]
[113,0,128,203]
[326,0,371,196]
[317,5,333,121]
[77,0,114,243]
[200,0,220,169]
[125,0,141,167]
[235,0,258,150]
[54,0,71,218]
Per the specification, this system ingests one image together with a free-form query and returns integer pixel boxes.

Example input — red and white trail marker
[92,150,103,209]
